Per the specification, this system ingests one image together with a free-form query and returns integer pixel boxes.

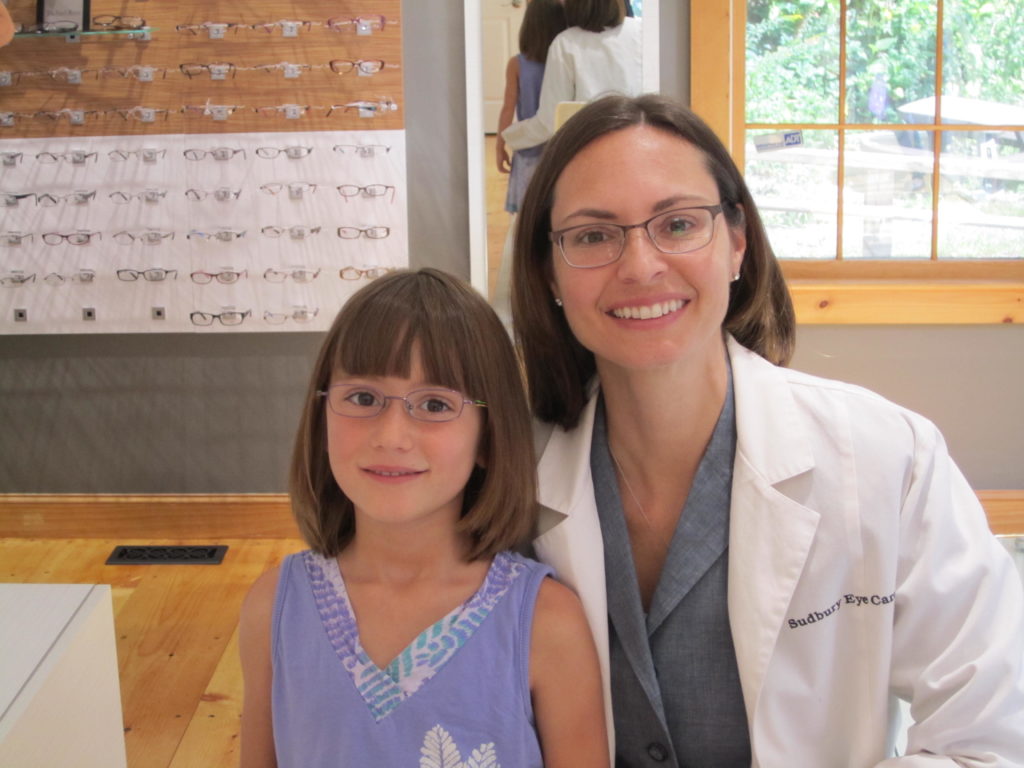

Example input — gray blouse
[591,370,751,767]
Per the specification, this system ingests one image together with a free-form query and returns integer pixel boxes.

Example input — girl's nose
[369,399,415,449]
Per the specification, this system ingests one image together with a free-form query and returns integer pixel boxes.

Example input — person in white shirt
[501,0,642,153]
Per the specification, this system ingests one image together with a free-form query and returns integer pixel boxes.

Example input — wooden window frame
[690,0,1024,325]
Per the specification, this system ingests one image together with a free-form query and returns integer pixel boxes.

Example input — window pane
[746,129,838,259]
[746,0,840,124]
[938,131,1024,259]
[842,130,932,259]
[846,0,937,125]
[942,0,1024,121]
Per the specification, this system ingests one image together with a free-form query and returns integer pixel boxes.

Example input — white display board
[0,129,408,333]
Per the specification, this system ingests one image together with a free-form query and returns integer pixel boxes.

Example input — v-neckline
[302,549,524,721]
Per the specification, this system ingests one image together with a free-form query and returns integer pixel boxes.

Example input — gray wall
[1,3,1020,493]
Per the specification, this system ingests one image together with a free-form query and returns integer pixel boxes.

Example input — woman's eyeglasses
[549,205,725,269]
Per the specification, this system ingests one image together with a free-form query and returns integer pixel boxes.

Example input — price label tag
[284,104,302,120]
[214,187,235,202]
[70,151,89,165]
[141,148,160,163]
[210,64,230,81]
[136,67,155,83]
[281,21,299,38]
[142,188,163,203]
[0,113,16,127]
[210,106,230,121]
[68,110,86,125]
[0,72,13,87]
[283,64,301,79]
[207,24,227,39]
[66,69,82,84]
[289,226,308,240]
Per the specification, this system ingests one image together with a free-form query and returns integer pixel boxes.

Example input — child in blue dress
[496,0,567,213]
[239,268,608,767]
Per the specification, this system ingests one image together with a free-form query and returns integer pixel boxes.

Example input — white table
[0,584,127,767]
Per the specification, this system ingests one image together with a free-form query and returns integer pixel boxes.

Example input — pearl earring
[731,273,741,282]
[554,297,563,307]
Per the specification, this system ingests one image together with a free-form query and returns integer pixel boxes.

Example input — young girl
[239,268,608,767]
[496,0,567,213]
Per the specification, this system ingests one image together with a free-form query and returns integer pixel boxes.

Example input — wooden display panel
[0,0,403,136]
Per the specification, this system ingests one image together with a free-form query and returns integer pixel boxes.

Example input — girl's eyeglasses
[318,384,486,423]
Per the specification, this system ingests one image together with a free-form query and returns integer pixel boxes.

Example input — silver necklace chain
[609,448,655,529]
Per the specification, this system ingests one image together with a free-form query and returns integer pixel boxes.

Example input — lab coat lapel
[532,394,615,754]
[725,338,821,730]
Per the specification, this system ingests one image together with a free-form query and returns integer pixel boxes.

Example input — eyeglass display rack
[0,0,406,334]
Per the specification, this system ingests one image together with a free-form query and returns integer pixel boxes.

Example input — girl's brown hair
[511,93,796,430]
[289,268,537,560]
[564,0,626,33]
[519,0,568,64]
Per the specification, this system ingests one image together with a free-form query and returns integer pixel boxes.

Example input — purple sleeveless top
[271,549,552,767]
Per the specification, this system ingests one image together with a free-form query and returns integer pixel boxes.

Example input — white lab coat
[532,336,1024,767]
[501,17,643,152]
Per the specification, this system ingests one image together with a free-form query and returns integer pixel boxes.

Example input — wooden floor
[1,534,303,768]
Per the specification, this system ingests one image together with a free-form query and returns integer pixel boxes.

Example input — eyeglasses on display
[99,65,166,81]
[339,266,394,280]
[185,188,242,202]
[324,15,386,33]
[115,107,172,122]
[190,309,252,326]
[327,59,386,75]
[326,100,398,117]
[318,384,486,423]
[259,182,317,197]
[261,225,322,239]
[42,230,101,245]
[337,226,390,240]
[190,269,247,284]
[1,272,36,286]
[255,146,313,159]
[109,148,166,162]
[184,147,246,161]
[35,190,96,206]
[331,144,391,158]
[3,192,35,207]
[116,268,177,282]
[42,269,95,285]
[254,62,312,78]
[1,232,33,246]
[336,184,395,202]
[179,62,236,80]
[91,15,146,29]
[263,307,319,324]
[182,104,244,120]
[16,21,80,34]
[109,189,168,204]
[249,19,314,35]
[175,22,243,37]
[35,151,96,164]
[113,230,175,245]
[263,267,320,283]
[253,104,311,119]
[187,229,247,242]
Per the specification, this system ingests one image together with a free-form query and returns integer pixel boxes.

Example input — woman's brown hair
[564,0,626,33]
[519,0,567,64]
[289,268,537,560]
[511,93,796,430]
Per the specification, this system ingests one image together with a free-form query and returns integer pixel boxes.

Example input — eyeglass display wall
[0,0,405,333]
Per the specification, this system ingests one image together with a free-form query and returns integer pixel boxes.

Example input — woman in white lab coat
[511,93,1024,767]
[501,0,642,154]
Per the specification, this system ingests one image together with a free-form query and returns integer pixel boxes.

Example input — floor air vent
[106,545,228,565]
